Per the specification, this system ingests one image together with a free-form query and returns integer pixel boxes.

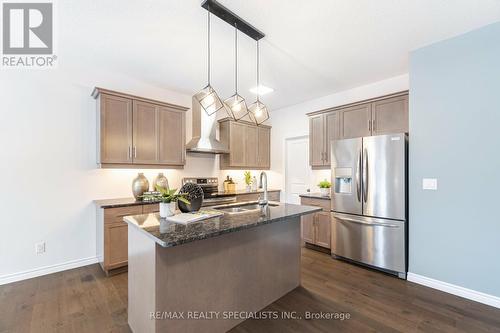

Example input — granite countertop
[123,202,321,248]
[94,189,281,208]
[94,197,160,209]
[207,188,281,198]
[299,192,331,200]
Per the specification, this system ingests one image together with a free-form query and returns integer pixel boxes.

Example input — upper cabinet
[340,103,372,139]
[371,95,409,135]
[93,88,188,168]
[309,111,340,167]
[257,126,271,168]
[308,92,408,168]
[219,119,271,170]
[98,94,133,164]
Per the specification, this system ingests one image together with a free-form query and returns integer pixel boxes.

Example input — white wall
[268,74,409,198]
[0,66,223,283]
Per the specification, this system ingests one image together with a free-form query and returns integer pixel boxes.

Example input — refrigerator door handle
[363,148,368,203]
[333,214,399,228]
[356,150,361,202]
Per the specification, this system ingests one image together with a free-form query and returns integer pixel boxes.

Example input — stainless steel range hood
[186,96,230,154]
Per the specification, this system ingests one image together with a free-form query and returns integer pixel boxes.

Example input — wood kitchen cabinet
[97,94,133,164]
[301,213,315,244]
[157,106,186,166]
[257,126,271,169]
[300,196,331,250]
[308,92,408,167]
[340,103,372,139]
[93,88,188,168]
[132,100,158,164]
[219,119,271,170]
[234,190,280,203]
[371,95,409,135]
[309,111,340,167]
[97,203,159,275]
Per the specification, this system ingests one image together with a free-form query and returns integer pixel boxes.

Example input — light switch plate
[422,178,438,190]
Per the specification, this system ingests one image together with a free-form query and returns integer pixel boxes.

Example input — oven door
[331,212,406,273]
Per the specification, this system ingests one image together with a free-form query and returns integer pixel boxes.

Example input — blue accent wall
[409,22,500,297]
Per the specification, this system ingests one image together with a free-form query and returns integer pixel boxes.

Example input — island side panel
[128,225,156,333]
[154,217,301,333]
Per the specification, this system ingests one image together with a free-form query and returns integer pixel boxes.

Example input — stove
[182,177,237,206]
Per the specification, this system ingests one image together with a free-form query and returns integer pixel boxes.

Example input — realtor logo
[2,2,56,67]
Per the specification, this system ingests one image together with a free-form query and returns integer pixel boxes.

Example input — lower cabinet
[97,203,159,275]
[104,223,128,270]
[300,197,331,250]
[235,190,280,203]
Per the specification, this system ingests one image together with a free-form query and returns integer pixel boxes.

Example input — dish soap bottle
[251,176,258,191]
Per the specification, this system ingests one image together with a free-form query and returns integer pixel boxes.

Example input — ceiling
[61,0,500,110]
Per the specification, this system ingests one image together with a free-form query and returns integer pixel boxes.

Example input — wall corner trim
[407,272,500,309]
[0,256,99,286]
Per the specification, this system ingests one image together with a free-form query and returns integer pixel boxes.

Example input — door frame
[284,135,311,204]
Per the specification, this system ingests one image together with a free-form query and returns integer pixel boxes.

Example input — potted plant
[318,179,332,197]
[244,171,252,192]
[143,186,190,218]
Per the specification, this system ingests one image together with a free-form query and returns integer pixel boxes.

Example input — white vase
[245,185,252,192]
[159,202,176,218]
[320,188,330,197]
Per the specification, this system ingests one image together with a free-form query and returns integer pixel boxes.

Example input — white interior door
[285,136,312,204]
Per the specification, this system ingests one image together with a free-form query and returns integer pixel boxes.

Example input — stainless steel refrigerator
[330,133,407,279]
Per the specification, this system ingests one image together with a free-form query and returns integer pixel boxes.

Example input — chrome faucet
[258,171,268,206]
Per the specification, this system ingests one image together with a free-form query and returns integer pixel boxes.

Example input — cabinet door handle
[372,120,376,132]
[128,146,132,159]
[133,146,137,158]
[368,119,371,131]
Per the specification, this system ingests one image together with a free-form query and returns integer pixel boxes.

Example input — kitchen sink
[212,202,279,214]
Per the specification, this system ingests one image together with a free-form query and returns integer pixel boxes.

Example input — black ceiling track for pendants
[201,0,265,41]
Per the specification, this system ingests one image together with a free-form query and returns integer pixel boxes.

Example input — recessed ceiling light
[250,85,274,96]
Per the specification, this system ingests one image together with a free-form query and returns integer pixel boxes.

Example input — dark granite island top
[125,201,320,333]
[123,202,321,248]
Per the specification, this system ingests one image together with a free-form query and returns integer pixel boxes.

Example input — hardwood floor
[1,248,499,333]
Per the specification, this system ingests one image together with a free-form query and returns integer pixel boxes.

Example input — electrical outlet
[422,178,438,190]
[35,241,45,254]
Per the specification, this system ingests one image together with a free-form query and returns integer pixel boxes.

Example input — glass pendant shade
[248,99,269,125]
[224,93,248,120]
[194,84,224,116]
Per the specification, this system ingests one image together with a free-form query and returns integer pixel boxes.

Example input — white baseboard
[407,272,500,309]
[0,256,99,286]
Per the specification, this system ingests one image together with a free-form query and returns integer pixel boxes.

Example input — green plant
[142,186,190,204]
[318,179,332,189]
[244,171,252,186]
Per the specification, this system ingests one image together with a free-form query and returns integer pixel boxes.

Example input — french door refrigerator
[330,133,407,279]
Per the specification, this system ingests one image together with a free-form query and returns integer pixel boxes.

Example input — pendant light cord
[207,11,211,85]
[256,40,260,102]
[234,23,238,94]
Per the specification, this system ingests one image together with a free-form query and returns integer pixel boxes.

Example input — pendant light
[224,23,249,121]
[248,40,269,125]
[194,10,225,116]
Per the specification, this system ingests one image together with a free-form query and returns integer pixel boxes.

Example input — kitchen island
[124,202,321,333]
